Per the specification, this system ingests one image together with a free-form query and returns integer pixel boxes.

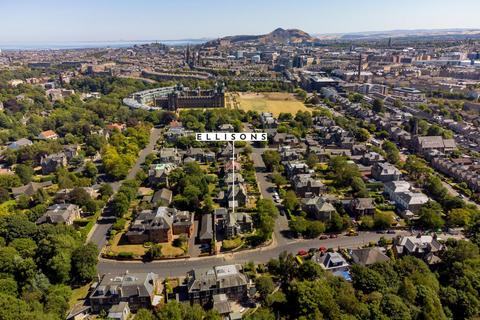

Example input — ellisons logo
[196,132,267,142]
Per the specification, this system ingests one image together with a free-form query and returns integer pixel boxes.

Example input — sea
[0,39,208,51]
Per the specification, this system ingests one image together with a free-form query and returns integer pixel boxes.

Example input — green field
[232,92,310,116]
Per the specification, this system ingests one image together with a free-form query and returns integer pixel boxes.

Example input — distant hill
[314,28,480,41]
[205,28,317,46]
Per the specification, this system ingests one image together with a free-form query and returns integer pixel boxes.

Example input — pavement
[98,231,405,276]
[87,127,162,250]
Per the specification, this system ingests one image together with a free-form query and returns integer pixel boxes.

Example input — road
[98,231,403,276]
[87,127,162,250]
[441,180,480,209]
[250,146,291,246]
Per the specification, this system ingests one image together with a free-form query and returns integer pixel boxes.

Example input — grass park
[228,92,310,116]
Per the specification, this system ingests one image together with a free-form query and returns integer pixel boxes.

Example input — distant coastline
[0,39,209,51]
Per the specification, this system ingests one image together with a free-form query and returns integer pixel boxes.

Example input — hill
[205,28,317,46]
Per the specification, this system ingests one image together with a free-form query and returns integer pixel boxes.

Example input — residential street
[87,127,162,250]
[98,231,405,276]
[251,146,291,246]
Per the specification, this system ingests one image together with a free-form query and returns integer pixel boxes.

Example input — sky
[1,0,479,42]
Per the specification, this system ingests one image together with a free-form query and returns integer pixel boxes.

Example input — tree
[328,212,345,232]
[298,260,324,281]
[47,251,71,284]
[417,201,445,230]
[356,128,371,142]
[0,278,17,296]
[111,193,130,217]
[68,187,91,207]
[71,243,98,284]
[374,211,394,230]
[283,190,299,212]
[351,264,387,294]
[0,187,9,203]
[99,183,113,199]
[245,308,276,320]
[382,141,400,164]
[447,208,471,227]
[9,238,37,259]
[270,173,287,188]
[262,150,281,172]
[306,153,319,168]
[256,276,275,301]
[381,294,412,320]
[304,221,326,238]
[83,161,98,178]
[15,164,34,184]
[44,284,71,317]
[372,98,385,113]
[135,309,156,320]
[145,244,163,260]
[255,199,279,242]
[424,176,448,200]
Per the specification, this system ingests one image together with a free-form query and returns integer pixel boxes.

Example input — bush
[222,237,243,251]
[117,252,134,259]
[112,218,127,231]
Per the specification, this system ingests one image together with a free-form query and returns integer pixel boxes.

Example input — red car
[297,249,308,256]
[329,234,338,239]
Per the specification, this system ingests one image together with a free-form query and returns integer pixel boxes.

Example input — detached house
[371,162,401,182]
[226,183,248,208]
[272,133,299,146]
[292,174,325,197]
[312,252,349,272]
[41,152,68,174]
[224,211,253,239]
[89,272,159,313]
[187,265,248,306]
[126,207,193,244]
[7,138,33,150]
[36,203,81,225]
[159,148,181,164]
[301,196,336,221]
[285,161,310,178]
[394,235,444,263]
[350,198,376,216]
[147,163,176,187]
[38,130,58,140]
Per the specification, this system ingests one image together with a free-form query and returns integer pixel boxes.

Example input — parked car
[319,235,328,240]
[297,249,308,256]
[329,234,338,239]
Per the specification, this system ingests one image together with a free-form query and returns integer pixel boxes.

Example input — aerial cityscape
[0,0,480,319]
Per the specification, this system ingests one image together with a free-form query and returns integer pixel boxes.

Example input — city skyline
[1,0,480,42]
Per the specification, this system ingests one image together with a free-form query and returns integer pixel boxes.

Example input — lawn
[236,92,310,116]
[69,283,91,308]
[109,232,186,257]
[222,237,244,251]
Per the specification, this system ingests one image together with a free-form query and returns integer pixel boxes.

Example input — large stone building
[124,84,225,111]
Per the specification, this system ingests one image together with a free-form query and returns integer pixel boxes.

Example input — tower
[185,45,191,65]
[388,37,392,48]
[357,54,362,83]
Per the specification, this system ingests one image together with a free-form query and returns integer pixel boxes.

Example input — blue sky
[1,0,479,42]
